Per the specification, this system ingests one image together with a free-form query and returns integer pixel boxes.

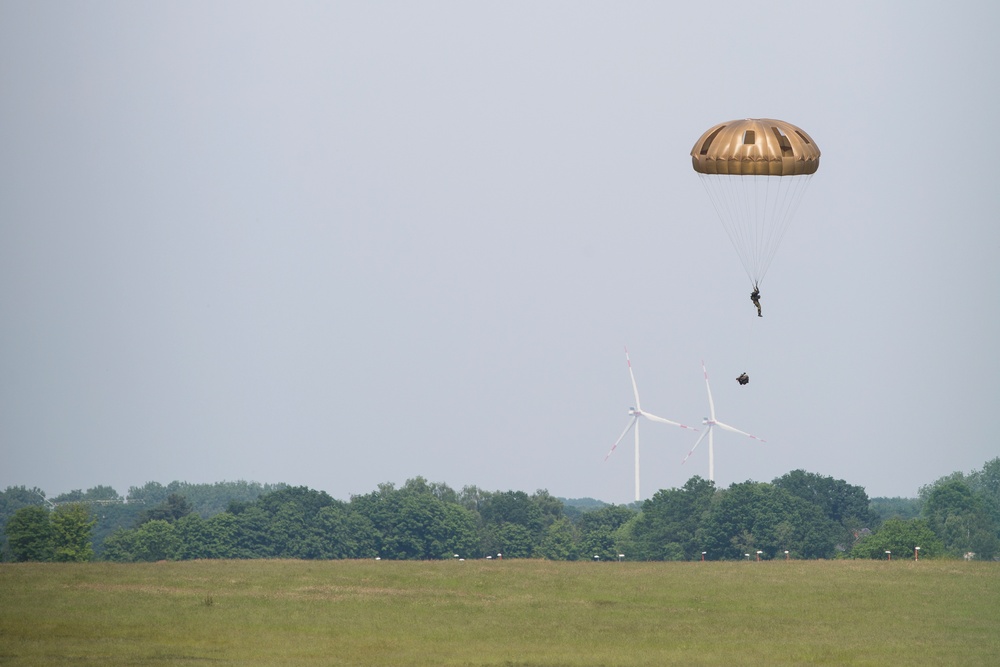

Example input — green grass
[1,559,998,666]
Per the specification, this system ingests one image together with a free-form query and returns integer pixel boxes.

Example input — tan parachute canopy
[691,118,820,176]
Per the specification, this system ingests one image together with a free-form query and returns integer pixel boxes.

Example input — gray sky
[2,1,998,504]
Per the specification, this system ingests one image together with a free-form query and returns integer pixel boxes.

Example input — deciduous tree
[922,479,999,559]
[701,482,836,559]
[4,505,53,562]
[631,476,715,560]
[50,504,96,562]
[850,518,943,559]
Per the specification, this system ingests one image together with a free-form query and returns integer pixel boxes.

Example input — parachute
[691,119,820,287]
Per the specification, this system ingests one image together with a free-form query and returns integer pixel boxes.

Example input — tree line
[3,458,998,562]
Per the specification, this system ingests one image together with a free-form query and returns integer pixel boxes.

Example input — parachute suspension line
[698,172,813,287]
[734,174,757,281]
[738,173,767,285]
[717,175,752,279]
[753,173,768,283]
[756,174,813,284]
[755,174,779,285]
[698,174,754,282]
[732,174,755,282]
[759,174,778,282]
[754,175,786,286]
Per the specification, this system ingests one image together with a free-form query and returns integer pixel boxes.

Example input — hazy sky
[2,1,998,504]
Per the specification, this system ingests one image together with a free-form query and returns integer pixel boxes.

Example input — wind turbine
[681,360,766,483]
[605,347,698,501]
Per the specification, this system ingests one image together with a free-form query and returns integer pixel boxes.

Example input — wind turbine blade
[714,421,766,442]
[641,412,699,431]
[702,360,716,419]
[625,346,641,411]
[605,416,638,461]
[681,427,710,466]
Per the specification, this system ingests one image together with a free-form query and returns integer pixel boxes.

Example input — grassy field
[1,559,997,666]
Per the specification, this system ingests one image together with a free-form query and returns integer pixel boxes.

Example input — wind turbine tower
[681,360,766,482]
[605,347,698,501]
